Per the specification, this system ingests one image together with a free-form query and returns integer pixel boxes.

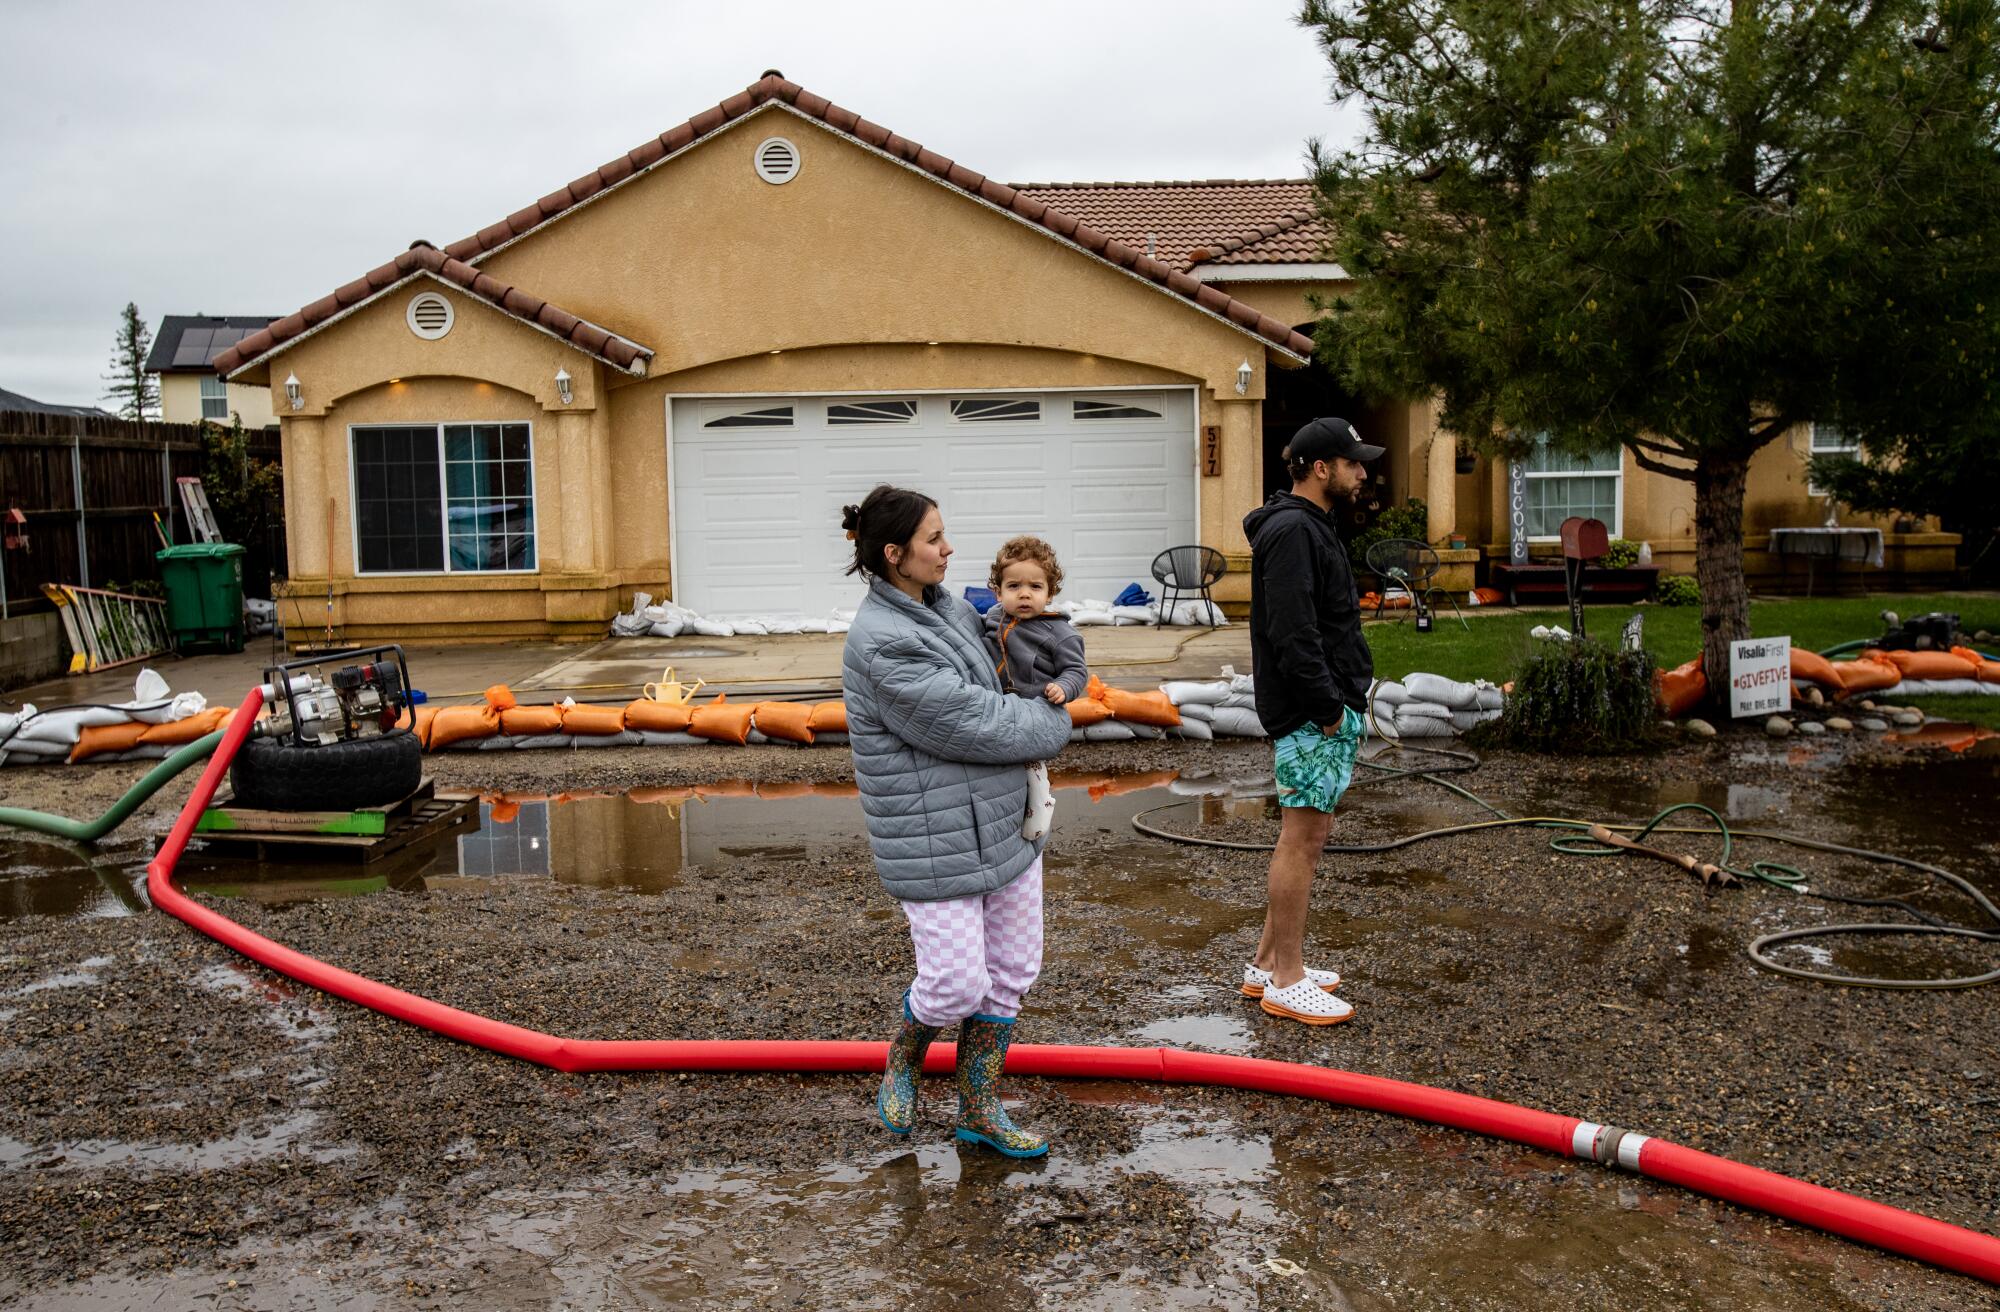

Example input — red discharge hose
[145,687,2000,1287]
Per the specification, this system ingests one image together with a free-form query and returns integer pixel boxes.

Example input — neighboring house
[214,74,1952,643]
[0,387,114,418]
[146,317,278,428]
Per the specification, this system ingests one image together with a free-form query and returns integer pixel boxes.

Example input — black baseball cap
[1283,416,1383,465]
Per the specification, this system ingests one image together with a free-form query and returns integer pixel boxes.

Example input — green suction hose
[0,731,223,842]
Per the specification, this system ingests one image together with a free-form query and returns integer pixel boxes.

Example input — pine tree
[101,302,159,420]
[1299,0,2000,693]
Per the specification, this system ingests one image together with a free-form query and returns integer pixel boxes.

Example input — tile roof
[213,243,654,378]
[0,386,114,418]
[144,316,279,375]
[223,74,1312,373]
[1009,180,1333,270]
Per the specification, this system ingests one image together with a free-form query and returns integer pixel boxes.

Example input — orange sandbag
[811,781,861,798]
[1101,687,1182,728]
[690,701,755,745]
[1950,646,2000,684]
[484,684,518,711]
[1085,674,1110,702]
[807,702,848,733]
[428,704,500,748]
[624,700,693,733]
[1831,659,1900,693]
[1471,586,1504,605]
[137,706,231,746]
[392,704,441,749]
[1066,698,1113,727]
[69,721,150,763]
[487,800,521,824]
[498,704,563,735]
[1790,649,1843,688]
[561,704,626,735]
[751,702,816,745]
[1655,657,1706,717]
[1877,648,1979,680]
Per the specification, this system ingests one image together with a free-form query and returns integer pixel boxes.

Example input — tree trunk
[1693,450,1753,710]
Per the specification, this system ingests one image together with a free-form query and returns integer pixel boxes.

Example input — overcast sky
[0,1,1361,407]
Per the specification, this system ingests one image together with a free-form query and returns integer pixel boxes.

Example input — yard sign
[1728,637,1792,719]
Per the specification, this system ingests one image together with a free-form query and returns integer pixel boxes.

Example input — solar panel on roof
[171,327,216,367]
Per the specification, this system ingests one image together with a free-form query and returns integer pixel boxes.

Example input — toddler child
[983,536,1089,841]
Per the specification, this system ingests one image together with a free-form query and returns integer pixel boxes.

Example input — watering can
[643,666,705,705]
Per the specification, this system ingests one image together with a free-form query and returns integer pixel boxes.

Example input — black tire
[229,731,423,812]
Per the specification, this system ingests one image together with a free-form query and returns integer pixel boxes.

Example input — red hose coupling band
[1573,1121,1652,1170]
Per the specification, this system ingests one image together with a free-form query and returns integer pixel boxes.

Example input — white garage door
[668,389,1197,617]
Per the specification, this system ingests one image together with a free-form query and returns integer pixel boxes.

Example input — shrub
[1476,637,1664,754]
[1602,538,1640,569]
[1656,574,1700,606]
[1349,497,1430,563]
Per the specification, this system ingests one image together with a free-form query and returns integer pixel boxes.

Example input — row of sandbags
[0,669,227,767]
[1657,645,2000,716]
[608,592,1227,640]
[1367,673,1505,739]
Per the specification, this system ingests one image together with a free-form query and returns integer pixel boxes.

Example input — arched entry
[1261,330,1400,542]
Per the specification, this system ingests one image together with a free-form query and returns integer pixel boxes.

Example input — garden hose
[0,731,223,842]
[1132,744,2000,991]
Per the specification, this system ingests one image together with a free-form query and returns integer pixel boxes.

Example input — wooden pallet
[171,786,482,865]
[198,779,436,837]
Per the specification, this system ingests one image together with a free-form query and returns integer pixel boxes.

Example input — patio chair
[1361,538,1469,631]
[1150,545,1227,627]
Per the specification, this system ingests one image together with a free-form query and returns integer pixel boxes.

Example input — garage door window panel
[950,397,1040,423]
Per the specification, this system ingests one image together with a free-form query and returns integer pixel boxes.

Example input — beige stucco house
[217,73,1955,643]
[147,317,279,428]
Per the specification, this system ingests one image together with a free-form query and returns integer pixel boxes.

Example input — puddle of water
[0,1110,352,1173]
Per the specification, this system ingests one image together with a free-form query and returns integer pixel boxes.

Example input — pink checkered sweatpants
[899,858,1044,1026]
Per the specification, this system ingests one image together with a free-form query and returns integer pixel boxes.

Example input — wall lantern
[1235,360,1253,396]
[284,373,302,411]
[554,367,573,406]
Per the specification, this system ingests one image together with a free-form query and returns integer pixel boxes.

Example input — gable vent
[406,292,454,340]
[755,136,801,185]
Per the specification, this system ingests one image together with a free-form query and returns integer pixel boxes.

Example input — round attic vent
[407,292,454,340]
[755,137,801,185]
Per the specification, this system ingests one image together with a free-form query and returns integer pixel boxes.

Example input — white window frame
[1807,422,1862,496]
[1517,437,1624,541]
[199,373,228,421]
[348,421,541,576]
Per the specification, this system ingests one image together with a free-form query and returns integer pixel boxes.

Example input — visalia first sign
[1729,637,1792,718]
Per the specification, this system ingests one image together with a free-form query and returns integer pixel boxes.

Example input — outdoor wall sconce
[555,367,573,406]
[1235,360,1253,395]
[284,374,302,411]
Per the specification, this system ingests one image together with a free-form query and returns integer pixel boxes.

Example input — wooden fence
[0,411,284,616]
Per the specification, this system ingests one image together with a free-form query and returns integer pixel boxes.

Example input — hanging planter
[1454,453,1478,475]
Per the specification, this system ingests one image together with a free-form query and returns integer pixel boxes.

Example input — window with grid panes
[1519,435,1622,537]
[351,423,535,573]
[199,374,228,420]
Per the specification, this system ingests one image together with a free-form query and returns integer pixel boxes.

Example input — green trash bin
[156,542,247,653]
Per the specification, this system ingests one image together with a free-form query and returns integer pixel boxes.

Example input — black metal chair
[1362,538,1469,631]
[1150,545,1227,627]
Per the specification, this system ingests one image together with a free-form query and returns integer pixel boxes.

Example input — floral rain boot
[875,993,940,1135]
[953,1013,1048,1158]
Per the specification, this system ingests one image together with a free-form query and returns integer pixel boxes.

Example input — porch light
[284,373,302,411]
[1235,360,1253,395]
[555,367,573,406]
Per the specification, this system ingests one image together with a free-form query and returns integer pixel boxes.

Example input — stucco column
[316,415,350,578]
[1425,428,1457,544]
[557,409,597,572]
[1217,398,1260,554]
[282,416,328,578]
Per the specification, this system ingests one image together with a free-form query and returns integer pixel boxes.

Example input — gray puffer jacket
[843,575,1073,902]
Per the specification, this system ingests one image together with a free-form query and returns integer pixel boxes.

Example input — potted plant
[1454,453,1478,475]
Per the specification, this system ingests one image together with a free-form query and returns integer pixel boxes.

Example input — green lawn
[1364,591,2000,727]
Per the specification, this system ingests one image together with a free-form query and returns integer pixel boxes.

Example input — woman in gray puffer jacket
[840,485,1072,1159]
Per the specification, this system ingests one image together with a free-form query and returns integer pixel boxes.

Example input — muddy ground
[1,733,1996,1310]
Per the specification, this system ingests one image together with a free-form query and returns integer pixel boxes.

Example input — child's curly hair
[988,535,1064,597]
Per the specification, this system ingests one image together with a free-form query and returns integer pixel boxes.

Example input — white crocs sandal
[1259,975,1356,1026]
[1241,963,1341,999]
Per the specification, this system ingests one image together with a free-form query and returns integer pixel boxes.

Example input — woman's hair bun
[841,504,862,532]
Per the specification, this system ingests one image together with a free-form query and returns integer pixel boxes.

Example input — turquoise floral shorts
[1273,707,1364,812]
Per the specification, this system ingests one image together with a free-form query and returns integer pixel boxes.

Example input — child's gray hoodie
[983,608,1089,702]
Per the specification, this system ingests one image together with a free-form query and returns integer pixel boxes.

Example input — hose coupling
[1571,1121,1652,1171]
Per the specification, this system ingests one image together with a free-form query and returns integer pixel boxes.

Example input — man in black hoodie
[1238,416,1382,1026]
